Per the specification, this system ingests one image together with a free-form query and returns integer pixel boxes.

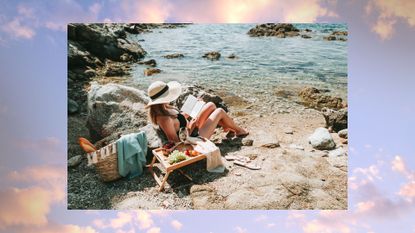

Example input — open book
[180,95,205,118]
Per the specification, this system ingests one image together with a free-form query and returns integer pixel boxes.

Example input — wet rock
[338,129,348,139]
[202,51,221,60]
[305,29,312,32]
[332,31,348,36]
[321,108,348,132]
[84,69,97,78]
[227,53,238,59]
[68,23,146,61]
[144,68,161,76]
[123,24,151,34]
[68,155,82,167]
[308,127,336,150]
[242,138,254,146]
[105,66,127,77]
[68,99,79,114]
[120,53,133,62]
[301,34,312,39]
[298,86,344,110]
[86,82,150,141]
[324,35,337,41]
[324,31,347,41]
[247,23,300,38]
[138,59,157,67]
[163,53,184,59]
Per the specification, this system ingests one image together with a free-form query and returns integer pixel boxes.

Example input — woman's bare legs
[199,108,248,139]
[195,102,216,128]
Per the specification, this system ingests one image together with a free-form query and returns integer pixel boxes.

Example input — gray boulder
[86,82,150,141]
[308,127,336,150]
[68,155,83,167]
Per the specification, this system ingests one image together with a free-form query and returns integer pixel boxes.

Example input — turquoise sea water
[130,24,347,99]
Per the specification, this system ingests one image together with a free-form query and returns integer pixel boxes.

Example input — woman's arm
[157,116,181,142]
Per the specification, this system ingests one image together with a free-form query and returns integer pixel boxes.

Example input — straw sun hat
[145,81,182,107]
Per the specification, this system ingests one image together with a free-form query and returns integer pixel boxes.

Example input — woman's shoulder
[156,114,175,123]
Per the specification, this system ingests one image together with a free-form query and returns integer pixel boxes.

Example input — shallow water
[130,24,347,100]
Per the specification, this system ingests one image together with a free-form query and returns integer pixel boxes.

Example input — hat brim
[145,81,182,108]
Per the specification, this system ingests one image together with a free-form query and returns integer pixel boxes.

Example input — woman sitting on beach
[146,81,248,142]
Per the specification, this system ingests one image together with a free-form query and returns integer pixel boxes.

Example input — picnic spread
[81,131,225,191]
[149,136,225,191]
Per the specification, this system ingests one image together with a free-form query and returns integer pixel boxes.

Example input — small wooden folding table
[148,143,206,191]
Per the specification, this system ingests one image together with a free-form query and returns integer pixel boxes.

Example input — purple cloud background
[0,0,414,232]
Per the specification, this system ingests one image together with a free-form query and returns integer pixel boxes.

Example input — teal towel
[116,132,148,179]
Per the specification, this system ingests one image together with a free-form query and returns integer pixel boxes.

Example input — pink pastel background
[0,0,414,232]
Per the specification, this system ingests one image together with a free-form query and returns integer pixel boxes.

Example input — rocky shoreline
[68,23,347,210]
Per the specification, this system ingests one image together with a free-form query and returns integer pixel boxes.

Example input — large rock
[322,108,348,132]
[86,82,150,142]
[68,23,146,62]
[308,127,336,150]
[298,87,344,110]
[68,41,99,69]
[247,23,300,38]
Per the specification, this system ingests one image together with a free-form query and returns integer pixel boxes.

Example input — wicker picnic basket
[87,142,121,182]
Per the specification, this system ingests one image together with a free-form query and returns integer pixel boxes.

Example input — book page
[180,95,205,118]
[190,100,205,118]
[180,95,197,116]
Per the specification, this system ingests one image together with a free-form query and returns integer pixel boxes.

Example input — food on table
[168,150,188,164]
[162,149,170,156]
[191,150,199,156]
[163,141,175,149]
[184,149,200,157]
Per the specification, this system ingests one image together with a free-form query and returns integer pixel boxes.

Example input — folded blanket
[116,132,148,179]
[193,138,225,173]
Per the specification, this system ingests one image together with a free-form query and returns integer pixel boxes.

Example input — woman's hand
[187,117,198,135]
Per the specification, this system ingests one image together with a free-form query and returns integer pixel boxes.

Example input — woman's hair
[147,104,177,125]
